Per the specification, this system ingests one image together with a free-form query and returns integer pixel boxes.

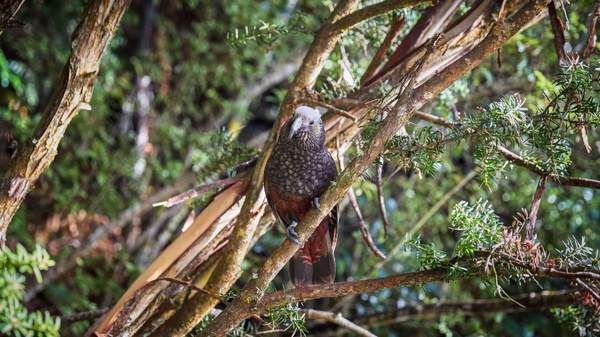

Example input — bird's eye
[309,121,314,125]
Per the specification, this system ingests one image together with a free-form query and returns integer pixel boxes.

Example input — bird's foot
[311,197,321,210]
[287,221,301,245]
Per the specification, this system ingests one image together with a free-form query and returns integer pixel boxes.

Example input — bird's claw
[311,197,321,210]
[287,221,301,245]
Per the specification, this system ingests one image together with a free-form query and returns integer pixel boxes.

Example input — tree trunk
[0,0,132,244]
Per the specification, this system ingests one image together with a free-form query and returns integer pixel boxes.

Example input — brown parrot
[265,106,338,286]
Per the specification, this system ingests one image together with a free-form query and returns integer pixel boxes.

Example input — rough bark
[146,3,362,336]
[198,2,550,336]
[88,2,558,336]
[0,0,132,244]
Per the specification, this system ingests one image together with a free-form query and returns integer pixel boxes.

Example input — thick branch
[0,0,132,244]
[147,2,361,337]
[548,1,566,63]
[200,3,550,336]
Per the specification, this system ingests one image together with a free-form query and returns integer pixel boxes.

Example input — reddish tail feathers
[289,222,335,285]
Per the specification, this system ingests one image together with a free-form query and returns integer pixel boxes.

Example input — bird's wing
[264,176,286,228]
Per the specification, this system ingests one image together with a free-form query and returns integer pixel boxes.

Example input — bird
[264,105,338,286]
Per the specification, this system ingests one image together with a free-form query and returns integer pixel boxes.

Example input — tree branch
[199,3,550,335]
[352,289,576,328]
[548,1,567,63]
[375,160,391,238]
[347,187,386,259]
[146,2,361,337]
[360,15,406,85]
[526,175,547,241]
[0,0,132,244]
[301,309,378,337]
[330,0,429,33]
[582,1,600,60]
[413,111,600,190]
[152,176,245,208]
[255,252,591,311]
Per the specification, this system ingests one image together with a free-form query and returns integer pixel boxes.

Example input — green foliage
[264,303,307,336]
[552,306,600,337]
[556,236,600,271]
[226,13,309,49]
[1,1,599,337]
[367,58,600,190]
[0,245,60,337]
[405,236,448,270]
[449,200,503,257]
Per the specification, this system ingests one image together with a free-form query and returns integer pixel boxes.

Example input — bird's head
[286,106,325,149]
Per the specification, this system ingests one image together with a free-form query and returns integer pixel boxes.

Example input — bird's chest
[267,147,334,197]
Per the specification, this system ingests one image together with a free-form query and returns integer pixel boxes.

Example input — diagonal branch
[0,0,132,244]
[525,175,547,241]
[152,176,244,208]
[200,3,550,335]
[144,2,361,337]
[548,1,567,63]
[360,15,406,85]
[330,0,430,33]
[348,187,386,259]
[582,1,600,60]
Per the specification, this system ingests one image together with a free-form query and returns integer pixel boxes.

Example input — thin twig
[153,176,244,208]
[302,309,378,337]
[347,188,386,259]
[375,160,391,238]
[302,97,358,122]
[576,278,600,302]
[152,277,224,303]
[62,307,110,323]
[525,175,547,241]
[369,170,477,273]
[351,289,576,328]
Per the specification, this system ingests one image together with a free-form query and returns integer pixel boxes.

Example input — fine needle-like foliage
[1,1,600,337]
[0,245,59,337]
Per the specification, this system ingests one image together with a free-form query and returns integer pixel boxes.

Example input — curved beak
[288,116,303,140]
